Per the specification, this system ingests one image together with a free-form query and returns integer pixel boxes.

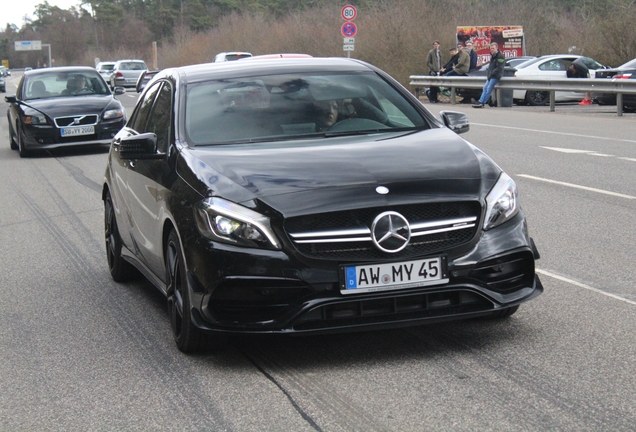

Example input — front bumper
[22,119,125,150]
[183,211,542,335]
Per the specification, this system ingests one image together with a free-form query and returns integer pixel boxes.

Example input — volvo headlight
[23,113,47,125]
[194,197,281,249]
[484,172,519,230]
[103,108,125,120]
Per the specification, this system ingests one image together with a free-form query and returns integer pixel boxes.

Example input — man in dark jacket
[426,40,443,103]
[440,47,458,74]
[473,42,505,108]
[567,57,593,105]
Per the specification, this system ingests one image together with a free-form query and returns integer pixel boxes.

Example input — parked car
[96,61,116,81]
[592,58,636,111]
[0,75,5,92]
[5,66,126,157]
[0,66,10,77]
[109,59,148,88]
[213,52,253,62]
[512,54,607,105]
[103,57,543,353]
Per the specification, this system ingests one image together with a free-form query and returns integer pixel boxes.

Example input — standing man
[465,41,478,71]
[426,40,443,103]
[446,43,470,76]
[473,42,505,108]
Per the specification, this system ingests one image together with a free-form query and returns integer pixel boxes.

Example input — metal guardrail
[409,75,636,116]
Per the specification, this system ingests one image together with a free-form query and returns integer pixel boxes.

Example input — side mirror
[4,95,17,103]
[439,111,470,134]
[118,132,163,159]
[113,86,126,95]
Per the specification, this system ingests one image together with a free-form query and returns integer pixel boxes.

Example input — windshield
[24,71,110,99]
[619,58,636,69]
[185,71,428,145]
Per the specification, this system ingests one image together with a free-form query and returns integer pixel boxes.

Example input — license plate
[342,256,448,294]
[61,125,95,137]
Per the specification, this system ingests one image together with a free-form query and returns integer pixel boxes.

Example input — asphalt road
[1,73,635,431]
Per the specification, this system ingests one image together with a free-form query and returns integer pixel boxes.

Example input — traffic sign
[341,22,357,38]
[14,40,42,51]
[343,44,355,51]
[344,37,355,44]
[341,5,357,21]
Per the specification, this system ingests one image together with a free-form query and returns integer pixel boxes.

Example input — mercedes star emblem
[371,211,411,253]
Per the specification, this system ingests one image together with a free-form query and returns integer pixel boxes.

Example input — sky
[3,0,82,29]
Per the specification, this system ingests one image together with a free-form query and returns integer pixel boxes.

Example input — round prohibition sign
[341,22,357,38]
[341,4,357,21]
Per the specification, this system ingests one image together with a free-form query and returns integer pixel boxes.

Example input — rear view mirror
[439,111,470,134]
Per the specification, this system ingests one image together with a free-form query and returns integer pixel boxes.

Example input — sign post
[340,5,358,57]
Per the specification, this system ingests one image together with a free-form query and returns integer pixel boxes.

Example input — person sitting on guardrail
[473,42,505,108]
[440,47,459,75]
[446,43,470,76]
[566,58,593,105]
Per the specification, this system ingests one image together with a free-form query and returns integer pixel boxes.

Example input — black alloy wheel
[104,191,135,282]
[17,126,30,158]
[525,90,549,106]
[165,230,225,353]
[9,121,18,150]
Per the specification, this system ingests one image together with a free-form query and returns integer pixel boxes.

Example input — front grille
[54,114,99,128]
[285,201,481,260]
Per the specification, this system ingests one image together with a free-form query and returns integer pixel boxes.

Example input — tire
[166,230,226,353]
[488,305,519,319]
[9,121,18,150]
[17,126,31,157]
[525,91,549,106]
[104,191,135,282]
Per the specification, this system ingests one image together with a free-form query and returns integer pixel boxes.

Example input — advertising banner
[457,26,524,66]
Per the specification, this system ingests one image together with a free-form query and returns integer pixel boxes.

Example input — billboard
[457,26,524,66]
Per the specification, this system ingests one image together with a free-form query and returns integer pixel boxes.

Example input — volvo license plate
[61,125,95,137]
[341,256,448,294]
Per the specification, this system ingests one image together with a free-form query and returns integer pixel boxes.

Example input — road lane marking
[618,157,636,162]
[540,147,595,154]
[473,123,636,144]
[517,174,636,200]
[537,269,636,306]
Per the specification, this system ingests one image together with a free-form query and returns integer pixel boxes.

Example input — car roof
[24,66,101,76]
[166,57,374,83]
[248,54,313,60]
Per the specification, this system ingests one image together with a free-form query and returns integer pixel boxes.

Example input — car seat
[31,80,50,97]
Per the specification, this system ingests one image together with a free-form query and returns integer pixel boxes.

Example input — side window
[147,83,173,153]
[128,83,161,132]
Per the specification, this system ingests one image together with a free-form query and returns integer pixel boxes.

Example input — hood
[23,95,119,117]
[185,128,495,217]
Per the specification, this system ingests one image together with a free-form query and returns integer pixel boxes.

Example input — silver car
[96,61,116,82]
[109,59,148,88]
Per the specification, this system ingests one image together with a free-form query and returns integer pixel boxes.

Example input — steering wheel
[76,88,94,94]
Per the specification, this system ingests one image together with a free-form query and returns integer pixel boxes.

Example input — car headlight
[103,108,125,120]
[194,197,281,249]
[483,172,519,230]
[23,113,47,125]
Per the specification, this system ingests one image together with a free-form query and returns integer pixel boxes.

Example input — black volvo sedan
[103,58,542,353]
[5,66,126,157]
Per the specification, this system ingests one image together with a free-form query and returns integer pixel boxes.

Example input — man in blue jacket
[473,43,505,108]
